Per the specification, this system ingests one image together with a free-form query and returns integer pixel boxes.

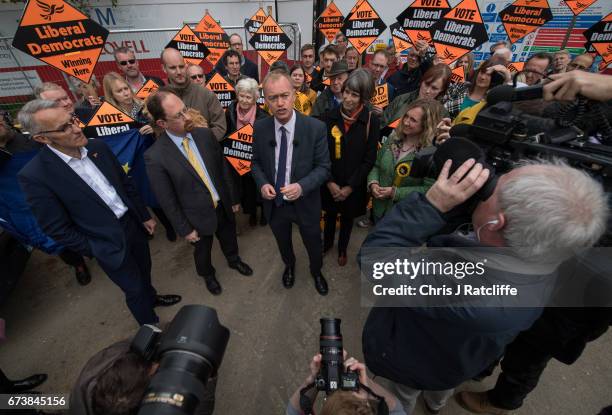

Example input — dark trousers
[98,214,158,325]
[193,204,240,277]
[58,248,85,268]
[152,207,175,236]
[323,210,355,254]
[488,330,551,410]
[269,203,322,275]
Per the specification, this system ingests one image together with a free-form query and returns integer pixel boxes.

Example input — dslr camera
[132,305,230,415]
[315,318,358,393]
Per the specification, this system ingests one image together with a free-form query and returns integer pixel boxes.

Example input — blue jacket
[360,192,552,390]
[18,139,151,271]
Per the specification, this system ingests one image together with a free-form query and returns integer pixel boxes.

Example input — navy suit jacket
[251,111,330,225]
[18,139,151,271]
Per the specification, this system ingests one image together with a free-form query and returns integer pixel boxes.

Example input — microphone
[486,84,543,106]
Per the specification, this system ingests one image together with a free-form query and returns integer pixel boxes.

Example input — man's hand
[232,204,240,213]
[426,159,490,213]
[143,219,156,235]
[335,186,353,201]
[543,71,612,102]
[435,118,452,145]
[344,357,370,398]
[281,183,303,201]
[261,184,276,200]
[327,182,341,199]
[486,64,512,83]
[185,229,200,243]
[415,40,428,56]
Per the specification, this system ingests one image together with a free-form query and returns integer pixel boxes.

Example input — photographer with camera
[287,353,406,415]
[360,156,608,414]
[70,305,229,415]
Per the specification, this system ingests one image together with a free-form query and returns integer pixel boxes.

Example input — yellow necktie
[182,137,217,208]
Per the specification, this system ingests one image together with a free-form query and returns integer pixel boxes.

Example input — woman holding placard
[225,77,269,227]
[102,72,154,135]
[289,64,317,116]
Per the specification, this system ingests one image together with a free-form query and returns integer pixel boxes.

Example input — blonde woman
[102,72,153,135]
[367,98,443,221]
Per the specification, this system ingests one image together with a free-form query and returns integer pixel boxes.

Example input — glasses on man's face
[37,114,79,135]
[119,59,136,66]
[190,74,204,80]
[167,107,189,121]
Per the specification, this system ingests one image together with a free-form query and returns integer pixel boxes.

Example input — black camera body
[315,318,359,394]
[132,305,230,415]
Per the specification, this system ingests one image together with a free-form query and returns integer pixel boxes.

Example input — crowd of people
[2,30,612,415]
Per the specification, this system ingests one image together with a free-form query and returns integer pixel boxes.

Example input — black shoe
[154,294,182,307]
[312,273,329,296]
[74,264,91,286]
[282,265,295,288]
[229,260,253,276]
[165,228,177,242]
[203,275,222,295]
[9,374,48,393]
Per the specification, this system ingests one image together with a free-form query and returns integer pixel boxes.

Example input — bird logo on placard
[575,1,587,9]
[417,33,429,41]
[442,48,457,61]
[36,0,64,20]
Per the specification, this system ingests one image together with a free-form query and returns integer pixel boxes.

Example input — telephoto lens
[137,305,230,415]
[316,318,344,394]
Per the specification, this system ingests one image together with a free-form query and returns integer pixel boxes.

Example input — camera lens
[317,318,344,394]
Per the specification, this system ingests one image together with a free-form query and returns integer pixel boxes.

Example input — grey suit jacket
[144,127,237,237]
[251,111,330,225]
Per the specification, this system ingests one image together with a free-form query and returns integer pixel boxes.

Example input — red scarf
[236,104,257,130]
[341,104,364,132]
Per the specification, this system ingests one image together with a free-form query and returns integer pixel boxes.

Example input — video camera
[299,318,388,415]
[132,305,230,415]
[410,83,612,202]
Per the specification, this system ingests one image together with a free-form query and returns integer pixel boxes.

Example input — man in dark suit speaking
[144,90,253,296]
[251,72,331,295]
[17,99,181,325]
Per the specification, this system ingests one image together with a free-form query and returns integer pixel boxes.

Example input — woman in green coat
[368,98,444,221]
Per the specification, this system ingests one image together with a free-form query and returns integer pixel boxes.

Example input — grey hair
[235,77,260,100]
[18,99,61,134]
[498,159,609,263]
[33,82,63,99]
[343,68,374,103]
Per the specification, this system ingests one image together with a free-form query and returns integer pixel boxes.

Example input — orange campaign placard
[135,79,160,100]
[341,0,387,54]
[396,0,452,46]
[83,102,136,138]
[249,15,292,66]
[506,61,526,74]
[223,124,254,175]
[206,72,235,108]
[564,0,598,16]
[316,1,345,43]
[390,22,413,53]
[428,0,489,65]
[11,0,109,82]
[499,0,553,44]
[451,66,466,83]
[194,12,231,66]
[371,83,390,109]
[165,25,210,65]
[245,8,268,36]
[583,13,612,64]
[388,118,400,129]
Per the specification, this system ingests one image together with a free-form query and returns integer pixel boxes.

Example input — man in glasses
[17,99,181,325]
[34,82,94,123]
[213,33,259,82]
[113,47,165,93]
[187,64,206,86]
[144,90,252,296]
[523,52,552,86]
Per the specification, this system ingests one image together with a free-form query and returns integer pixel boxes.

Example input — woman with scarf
[225,77,270,226]
[368,98,443,222]
[289,64,317,115]
[319,68,379,266]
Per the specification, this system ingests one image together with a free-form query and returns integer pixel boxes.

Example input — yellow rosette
[331,125,343,159]
[393,162,411,187]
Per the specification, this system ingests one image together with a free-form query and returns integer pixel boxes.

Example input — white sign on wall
[0,70,42,97]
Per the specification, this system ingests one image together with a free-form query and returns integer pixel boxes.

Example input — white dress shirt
[273,110,296,186]
[47,145,128,218]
